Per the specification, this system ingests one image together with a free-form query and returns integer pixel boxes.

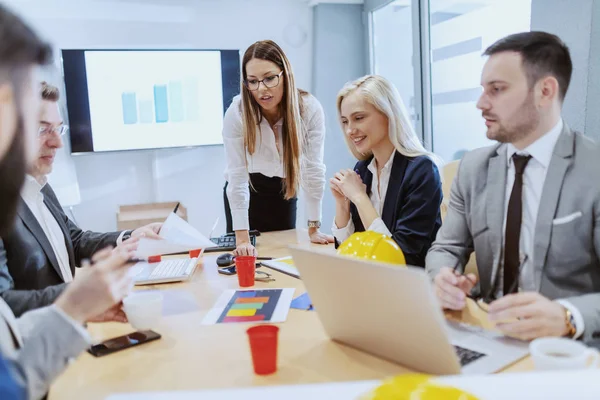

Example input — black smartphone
[87,330,161,357]
[217,266,237,275]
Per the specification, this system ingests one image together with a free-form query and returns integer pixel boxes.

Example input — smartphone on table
[88,330,161,357]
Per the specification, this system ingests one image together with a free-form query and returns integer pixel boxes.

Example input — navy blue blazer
[337,152,443,268]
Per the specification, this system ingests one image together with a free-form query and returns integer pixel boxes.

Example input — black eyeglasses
[453,254,529,314]
[244,71,283,91]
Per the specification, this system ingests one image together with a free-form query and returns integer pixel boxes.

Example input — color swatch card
[202,288,295,325]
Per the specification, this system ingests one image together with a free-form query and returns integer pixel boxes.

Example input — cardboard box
[117,202,187,231]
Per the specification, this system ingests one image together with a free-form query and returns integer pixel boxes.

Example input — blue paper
[290,292,313,311]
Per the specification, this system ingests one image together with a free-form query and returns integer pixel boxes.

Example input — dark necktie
[503,153,532,295]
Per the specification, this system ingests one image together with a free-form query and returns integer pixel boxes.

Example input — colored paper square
[235,297,270,304]
[226,308,257,317]
[237,291,256,298]
[230,303,264,310]
[222,315,266,323]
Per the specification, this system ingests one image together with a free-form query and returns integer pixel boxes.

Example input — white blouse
[332,153,395,243]
[222,93,326,231]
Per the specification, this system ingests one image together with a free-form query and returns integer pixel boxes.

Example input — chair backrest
[439,159,478,276]
[440,160,460,221]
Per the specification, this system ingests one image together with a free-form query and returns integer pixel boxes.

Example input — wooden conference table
[49,229,534,399]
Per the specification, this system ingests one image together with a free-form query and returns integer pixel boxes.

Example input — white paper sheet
[201,288,295,325]
[106,369,600,400]
[134,212,215,258]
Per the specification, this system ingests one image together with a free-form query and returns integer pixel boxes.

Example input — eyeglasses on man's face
[244,71,284,91]
[38,124,68,137]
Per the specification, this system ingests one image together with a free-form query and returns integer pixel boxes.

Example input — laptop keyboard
[149,259,196,279]
[454,345,486,366]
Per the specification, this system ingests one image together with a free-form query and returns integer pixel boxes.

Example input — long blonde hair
[336,74,438,164]
[240,40,306,199]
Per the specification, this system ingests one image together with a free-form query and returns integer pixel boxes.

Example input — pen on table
[81,257,147,267]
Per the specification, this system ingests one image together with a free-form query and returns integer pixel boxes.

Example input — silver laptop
[289,246,529,375]
[131,258,198,285]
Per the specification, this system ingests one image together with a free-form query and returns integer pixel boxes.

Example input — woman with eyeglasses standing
[222,40,333,256]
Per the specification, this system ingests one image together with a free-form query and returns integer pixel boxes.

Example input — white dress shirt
[332,152,395,243]
[21,175,73,282]
[495,118,584,338]
[223,94,327,231]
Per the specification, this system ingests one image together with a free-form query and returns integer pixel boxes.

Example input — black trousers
[224,173,297,233]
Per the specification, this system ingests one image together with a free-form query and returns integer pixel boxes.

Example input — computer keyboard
[454,345,486,366]
[149,259,195,279]
[205,234,257,252]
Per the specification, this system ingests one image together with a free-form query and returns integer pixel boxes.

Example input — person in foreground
[0,4,137,399]
[222,40,332,256]
[0,81,160,317]
[331,75,442,267]
[427,31,600,343]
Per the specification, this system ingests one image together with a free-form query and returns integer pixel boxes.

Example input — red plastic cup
[246,324,279,375]
[235,255,256,287]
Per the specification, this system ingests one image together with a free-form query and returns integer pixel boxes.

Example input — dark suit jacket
[0,184,121,317]
[336,152,443,268]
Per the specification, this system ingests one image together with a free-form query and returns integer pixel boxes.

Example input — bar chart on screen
[121,78,201,126]
[83,50,225,151]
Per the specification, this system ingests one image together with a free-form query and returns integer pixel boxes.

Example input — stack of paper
[135,213,215,258]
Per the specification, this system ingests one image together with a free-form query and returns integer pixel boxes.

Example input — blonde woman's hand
[332,169,368,204]
[329,178,348,204]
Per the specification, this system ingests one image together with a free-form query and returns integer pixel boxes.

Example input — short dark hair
[41,81,59,101]
[483,31,572,101]
[0,5,52,73]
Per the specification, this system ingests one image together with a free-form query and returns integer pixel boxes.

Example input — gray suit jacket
[426,125,600,343]
[0,184,121,317]
[0,298,89,400]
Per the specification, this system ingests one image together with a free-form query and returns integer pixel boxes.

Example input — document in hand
[135,212,216,258]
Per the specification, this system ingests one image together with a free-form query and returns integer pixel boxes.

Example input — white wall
[6,0,314,236]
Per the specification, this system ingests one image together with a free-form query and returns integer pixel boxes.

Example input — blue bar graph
[153,84,169,123]
[121,92,138,124]
[183,78,200,122]
[139,99,154,124]
[168,81,185,122]
[121,79,198,126]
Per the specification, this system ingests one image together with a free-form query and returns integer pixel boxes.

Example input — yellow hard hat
[359,373,479,400]
[337,231,406,266]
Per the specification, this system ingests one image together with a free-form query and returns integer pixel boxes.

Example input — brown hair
[0,5,52,71]
[41,81,59,101]
[483,31,572,101]
[240,40,306,199]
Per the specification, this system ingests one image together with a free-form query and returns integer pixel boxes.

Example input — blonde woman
[330,75,442,267]
[223,40,332,256]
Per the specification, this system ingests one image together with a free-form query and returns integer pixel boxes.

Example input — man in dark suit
[0,82,162,317]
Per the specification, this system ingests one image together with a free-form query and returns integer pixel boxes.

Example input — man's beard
[486,92,540,144]
[0,118,26,237]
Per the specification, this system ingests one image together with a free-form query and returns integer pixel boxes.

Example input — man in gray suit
[0,82,162,317]
[0,5,138,399]
[427,31,600,343]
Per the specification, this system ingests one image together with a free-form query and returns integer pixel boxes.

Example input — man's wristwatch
[308,220,321,229]
[563,307,577,338]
